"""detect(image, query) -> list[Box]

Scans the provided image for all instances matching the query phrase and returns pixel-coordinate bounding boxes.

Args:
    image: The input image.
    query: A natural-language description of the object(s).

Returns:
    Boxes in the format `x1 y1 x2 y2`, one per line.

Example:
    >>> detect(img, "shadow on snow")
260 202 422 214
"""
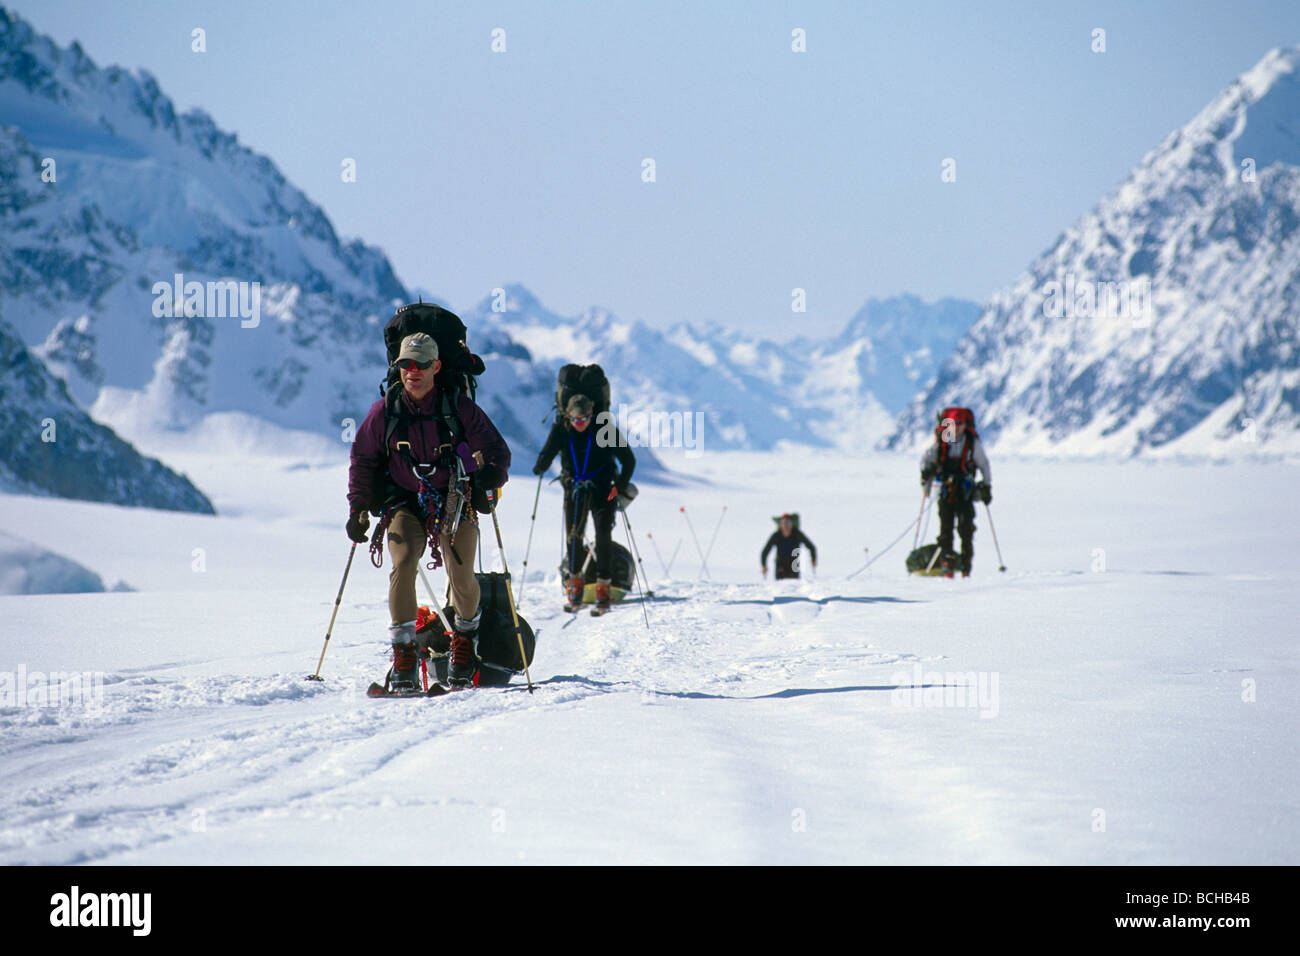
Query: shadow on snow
525 674 958 701
721 594 923 608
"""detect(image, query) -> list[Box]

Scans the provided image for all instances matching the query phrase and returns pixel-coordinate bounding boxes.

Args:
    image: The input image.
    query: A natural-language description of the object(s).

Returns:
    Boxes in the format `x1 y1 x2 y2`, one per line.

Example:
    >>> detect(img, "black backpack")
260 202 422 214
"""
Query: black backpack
580 541 635 590
432 572 536 686
906 543 943 575
555 363 610 422
382 302 485 397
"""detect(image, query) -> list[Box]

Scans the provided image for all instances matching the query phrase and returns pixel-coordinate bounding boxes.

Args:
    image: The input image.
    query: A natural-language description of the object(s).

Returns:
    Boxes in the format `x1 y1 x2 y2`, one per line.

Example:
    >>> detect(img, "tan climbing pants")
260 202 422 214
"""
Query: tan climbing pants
386 507 480 625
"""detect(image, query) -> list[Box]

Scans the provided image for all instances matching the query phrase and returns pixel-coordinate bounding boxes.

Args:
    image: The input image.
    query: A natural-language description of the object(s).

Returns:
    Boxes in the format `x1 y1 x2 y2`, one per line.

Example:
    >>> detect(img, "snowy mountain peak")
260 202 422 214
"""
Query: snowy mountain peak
472 283 571 330
472 284 976 451
889 46 1300 457
0 8 414 446
0 307 214 512
1123 45 1300 201
1238 45 1300 95
1225 46 1300 173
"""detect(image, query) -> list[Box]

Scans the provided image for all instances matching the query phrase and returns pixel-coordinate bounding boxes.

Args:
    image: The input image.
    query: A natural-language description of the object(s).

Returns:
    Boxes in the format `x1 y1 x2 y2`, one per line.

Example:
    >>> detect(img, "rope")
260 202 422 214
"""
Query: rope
369 509 394 568
847 515 921 580
367 473 478 573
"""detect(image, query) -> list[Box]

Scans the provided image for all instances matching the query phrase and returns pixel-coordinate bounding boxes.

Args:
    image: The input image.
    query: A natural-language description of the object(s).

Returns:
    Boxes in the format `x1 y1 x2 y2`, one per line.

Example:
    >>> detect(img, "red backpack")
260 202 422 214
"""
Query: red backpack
933 407 979 474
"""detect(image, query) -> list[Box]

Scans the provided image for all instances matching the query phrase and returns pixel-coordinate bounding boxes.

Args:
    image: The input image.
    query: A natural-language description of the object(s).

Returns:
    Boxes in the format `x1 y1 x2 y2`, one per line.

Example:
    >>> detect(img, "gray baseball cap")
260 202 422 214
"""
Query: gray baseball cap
397 332 438 364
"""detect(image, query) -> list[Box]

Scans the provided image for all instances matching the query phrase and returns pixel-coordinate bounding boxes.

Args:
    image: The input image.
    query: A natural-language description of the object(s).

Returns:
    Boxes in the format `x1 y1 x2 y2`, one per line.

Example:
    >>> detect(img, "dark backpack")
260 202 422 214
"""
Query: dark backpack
906 543 944 575
382 302 485 397
433 572 536 686
579 541 635 590
556 363 611 422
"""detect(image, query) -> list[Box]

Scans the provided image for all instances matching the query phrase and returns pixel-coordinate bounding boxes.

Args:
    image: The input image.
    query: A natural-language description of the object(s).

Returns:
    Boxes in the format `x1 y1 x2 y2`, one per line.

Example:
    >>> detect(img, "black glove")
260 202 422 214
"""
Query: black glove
921 467 936 485
471 465 505 514
975 481 992 505
476 464 506 490
346 509 370 543
532 457 548 476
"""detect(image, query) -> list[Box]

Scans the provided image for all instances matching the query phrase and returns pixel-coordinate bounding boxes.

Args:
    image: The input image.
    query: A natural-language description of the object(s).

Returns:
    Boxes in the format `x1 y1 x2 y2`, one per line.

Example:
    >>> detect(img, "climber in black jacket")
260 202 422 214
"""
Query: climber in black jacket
533 394 636 611
761 513 817 580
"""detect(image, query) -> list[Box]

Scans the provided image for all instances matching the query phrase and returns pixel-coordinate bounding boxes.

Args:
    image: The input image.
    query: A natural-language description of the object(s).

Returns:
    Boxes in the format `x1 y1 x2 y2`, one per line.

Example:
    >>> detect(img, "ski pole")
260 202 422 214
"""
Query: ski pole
924 542 944 574
414 564 459 694
913 489 928 550
666 538 681 576
516 473 544 608
614 493 654 599
983 502 1007 572
486 489 535 693
618 502 653 597
646 532 669 577
416 564 457 637
560 500 569 595
680 506 710 579
307 542 357 681
703 505 727 568
619 505 652 629
848 515 920 579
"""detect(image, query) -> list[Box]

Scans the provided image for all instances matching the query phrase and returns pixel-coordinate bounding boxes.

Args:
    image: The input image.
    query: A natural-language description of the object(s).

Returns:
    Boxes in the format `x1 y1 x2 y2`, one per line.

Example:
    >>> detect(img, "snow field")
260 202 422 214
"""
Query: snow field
0 445 1295 863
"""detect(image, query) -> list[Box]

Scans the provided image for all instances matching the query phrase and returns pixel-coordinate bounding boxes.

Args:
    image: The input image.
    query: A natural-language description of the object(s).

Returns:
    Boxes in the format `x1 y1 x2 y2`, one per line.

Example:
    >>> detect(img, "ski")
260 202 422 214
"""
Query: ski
367 680 458 698
368 681 432 698
367 664 454 697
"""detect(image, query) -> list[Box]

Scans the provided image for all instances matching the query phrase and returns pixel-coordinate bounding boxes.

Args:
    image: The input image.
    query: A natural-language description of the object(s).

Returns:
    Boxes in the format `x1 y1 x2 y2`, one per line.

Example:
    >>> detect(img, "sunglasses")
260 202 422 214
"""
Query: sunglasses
396 358 434 371
569 414 592 426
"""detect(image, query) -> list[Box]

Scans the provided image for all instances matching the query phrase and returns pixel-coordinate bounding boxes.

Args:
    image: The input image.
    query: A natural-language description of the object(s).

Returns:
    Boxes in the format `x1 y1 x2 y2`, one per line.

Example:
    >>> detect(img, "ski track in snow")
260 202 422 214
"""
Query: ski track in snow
0 578 921 864
0 573 908 862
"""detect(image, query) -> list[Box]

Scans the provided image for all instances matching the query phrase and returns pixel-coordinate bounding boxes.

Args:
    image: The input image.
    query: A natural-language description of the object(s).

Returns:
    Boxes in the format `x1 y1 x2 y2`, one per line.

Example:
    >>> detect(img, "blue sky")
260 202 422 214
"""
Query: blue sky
11 0 1300 338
